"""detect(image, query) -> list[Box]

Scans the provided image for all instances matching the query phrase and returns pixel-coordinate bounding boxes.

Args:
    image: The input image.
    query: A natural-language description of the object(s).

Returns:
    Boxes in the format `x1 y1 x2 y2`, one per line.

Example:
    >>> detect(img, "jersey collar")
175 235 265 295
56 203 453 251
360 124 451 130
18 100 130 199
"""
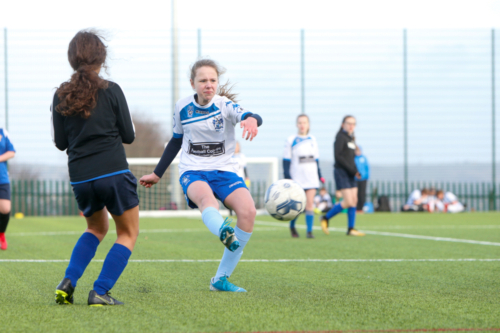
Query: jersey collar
193 94 215 109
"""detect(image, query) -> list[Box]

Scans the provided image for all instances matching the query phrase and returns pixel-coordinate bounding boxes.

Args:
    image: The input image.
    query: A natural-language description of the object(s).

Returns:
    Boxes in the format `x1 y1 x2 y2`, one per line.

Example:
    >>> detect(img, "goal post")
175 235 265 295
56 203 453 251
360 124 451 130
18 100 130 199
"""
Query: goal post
127 157 279 217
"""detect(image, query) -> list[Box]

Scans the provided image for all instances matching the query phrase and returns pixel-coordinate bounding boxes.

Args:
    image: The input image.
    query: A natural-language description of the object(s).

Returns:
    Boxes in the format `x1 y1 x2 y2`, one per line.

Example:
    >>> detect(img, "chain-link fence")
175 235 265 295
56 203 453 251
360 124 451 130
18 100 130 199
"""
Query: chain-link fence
0 28 498 213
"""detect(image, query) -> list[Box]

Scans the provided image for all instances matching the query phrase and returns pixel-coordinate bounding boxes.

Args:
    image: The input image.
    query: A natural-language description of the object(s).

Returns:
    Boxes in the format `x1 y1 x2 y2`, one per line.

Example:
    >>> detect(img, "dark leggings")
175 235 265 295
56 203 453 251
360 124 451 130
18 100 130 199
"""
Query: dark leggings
356 180 367 211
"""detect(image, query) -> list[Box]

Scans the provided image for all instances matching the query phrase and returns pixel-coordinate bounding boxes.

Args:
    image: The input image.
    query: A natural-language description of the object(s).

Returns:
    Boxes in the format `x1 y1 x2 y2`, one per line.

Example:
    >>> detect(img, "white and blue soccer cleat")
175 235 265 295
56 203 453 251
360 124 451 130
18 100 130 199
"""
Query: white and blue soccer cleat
219 218 240 252
210 276 247 292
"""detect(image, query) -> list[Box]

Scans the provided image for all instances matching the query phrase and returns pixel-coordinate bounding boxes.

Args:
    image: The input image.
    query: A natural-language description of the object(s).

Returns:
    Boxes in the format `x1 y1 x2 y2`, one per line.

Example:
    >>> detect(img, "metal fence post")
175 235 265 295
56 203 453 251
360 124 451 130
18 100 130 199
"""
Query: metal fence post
197 28 201 58
403 29 409 199
300 29 305 114
492 29 496 210
3 28 7 132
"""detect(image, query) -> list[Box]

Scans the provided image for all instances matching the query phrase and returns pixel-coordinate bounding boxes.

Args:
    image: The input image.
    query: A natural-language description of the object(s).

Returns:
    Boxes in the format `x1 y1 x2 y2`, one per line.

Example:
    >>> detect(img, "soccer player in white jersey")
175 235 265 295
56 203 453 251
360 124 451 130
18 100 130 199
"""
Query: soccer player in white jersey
140 59 262 292
434 190 465 213
283 114 325 238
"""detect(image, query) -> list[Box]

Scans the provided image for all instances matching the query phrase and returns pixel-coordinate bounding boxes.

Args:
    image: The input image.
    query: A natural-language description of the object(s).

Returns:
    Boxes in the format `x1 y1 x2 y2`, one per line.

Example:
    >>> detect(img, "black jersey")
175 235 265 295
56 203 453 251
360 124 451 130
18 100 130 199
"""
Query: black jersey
334 130 358 176
51 82 135 183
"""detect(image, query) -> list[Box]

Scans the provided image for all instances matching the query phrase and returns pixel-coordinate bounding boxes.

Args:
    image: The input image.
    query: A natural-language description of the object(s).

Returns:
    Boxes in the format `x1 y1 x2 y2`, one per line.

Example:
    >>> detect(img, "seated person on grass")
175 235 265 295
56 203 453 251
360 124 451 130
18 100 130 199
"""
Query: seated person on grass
314 187 333 215
402 188 429 212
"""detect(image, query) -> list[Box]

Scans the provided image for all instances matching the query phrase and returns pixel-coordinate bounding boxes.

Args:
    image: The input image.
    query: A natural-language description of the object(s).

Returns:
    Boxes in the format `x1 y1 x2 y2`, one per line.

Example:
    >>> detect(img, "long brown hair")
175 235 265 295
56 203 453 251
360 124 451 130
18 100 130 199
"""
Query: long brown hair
190 58 238 102
56 30 109 119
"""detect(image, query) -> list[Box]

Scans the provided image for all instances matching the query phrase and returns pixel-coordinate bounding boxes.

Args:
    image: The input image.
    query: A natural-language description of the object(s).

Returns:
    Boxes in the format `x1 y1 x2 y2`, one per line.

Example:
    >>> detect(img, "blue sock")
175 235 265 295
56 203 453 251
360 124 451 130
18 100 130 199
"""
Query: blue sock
215 226 252 280
93 243 132 295
347 207 356 229
305 211 314 232
65 232 100 287
202 207 225 237
290 218 297 228
326 203 343 219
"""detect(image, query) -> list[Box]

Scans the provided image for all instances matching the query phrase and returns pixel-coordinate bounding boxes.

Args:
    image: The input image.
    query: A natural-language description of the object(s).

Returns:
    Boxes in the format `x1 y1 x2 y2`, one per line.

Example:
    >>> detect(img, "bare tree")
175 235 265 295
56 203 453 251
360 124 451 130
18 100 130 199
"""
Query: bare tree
124 113 168 157
9 164 42 180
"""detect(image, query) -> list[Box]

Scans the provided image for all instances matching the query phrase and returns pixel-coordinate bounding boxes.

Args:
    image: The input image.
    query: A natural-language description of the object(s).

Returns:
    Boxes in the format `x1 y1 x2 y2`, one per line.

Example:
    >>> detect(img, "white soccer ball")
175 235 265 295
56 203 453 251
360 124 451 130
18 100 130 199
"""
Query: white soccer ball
264 179 307 221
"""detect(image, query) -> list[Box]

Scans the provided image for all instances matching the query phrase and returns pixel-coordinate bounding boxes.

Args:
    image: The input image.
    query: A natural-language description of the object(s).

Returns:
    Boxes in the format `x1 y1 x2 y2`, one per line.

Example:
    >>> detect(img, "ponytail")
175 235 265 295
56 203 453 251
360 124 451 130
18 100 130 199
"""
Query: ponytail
56 30 108 119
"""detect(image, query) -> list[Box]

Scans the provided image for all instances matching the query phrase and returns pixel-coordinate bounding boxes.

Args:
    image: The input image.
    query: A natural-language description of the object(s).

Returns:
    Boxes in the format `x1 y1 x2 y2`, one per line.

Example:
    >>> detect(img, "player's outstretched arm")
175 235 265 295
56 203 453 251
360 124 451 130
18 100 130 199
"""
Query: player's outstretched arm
139 136 182 188
139 172 160 188
240 114 262 141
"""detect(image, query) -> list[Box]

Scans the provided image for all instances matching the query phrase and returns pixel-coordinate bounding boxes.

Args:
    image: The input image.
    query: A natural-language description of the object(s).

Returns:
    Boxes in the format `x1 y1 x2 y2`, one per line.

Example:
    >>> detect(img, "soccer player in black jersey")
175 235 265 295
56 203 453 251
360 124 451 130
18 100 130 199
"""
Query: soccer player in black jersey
52 30 139 306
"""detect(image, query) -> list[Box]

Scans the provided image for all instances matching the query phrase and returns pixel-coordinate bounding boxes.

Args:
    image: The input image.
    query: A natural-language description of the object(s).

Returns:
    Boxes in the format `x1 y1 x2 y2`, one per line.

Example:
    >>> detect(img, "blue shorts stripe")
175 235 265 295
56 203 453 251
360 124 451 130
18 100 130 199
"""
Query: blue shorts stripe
70 170 131 185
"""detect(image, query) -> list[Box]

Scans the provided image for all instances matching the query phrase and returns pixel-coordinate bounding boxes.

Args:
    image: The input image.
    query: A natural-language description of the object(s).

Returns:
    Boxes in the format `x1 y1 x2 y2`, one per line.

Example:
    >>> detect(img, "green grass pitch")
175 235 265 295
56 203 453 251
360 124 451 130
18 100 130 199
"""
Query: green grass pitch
0 212 499 332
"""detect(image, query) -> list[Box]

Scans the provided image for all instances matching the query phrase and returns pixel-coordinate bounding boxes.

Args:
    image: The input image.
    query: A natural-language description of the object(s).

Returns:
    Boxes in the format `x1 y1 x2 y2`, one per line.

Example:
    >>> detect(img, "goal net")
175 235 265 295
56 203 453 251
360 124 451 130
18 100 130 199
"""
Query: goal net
127 157 279 217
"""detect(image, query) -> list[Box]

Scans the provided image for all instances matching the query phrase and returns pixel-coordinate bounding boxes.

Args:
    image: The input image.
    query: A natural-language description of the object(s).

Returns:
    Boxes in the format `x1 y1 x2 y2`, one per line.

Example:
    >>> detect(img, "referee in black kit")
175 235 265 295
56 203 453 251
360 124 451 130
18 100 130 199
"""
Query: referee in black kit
320 115 365 236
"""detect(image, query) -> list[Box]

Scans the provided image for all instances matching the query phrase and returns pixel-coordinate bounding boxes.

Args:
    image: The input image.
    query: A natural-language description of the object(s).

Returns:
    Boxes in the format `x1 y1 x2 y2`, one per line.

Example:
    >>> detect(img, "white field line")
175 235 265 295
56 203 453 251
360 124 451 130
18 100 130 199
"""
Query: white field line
1 258 499 263
253 220 500 247
7 227 280 237
353 225 500 230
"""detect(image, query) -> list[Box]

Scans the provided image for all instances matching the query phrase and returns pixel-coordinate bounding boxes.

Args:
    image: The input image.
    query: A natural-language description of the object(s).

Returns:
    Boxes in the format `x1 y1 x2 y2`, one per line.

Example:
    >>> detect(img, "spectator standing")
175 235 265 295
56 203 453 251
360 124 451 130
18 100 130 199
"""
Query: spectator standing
354 145 369 212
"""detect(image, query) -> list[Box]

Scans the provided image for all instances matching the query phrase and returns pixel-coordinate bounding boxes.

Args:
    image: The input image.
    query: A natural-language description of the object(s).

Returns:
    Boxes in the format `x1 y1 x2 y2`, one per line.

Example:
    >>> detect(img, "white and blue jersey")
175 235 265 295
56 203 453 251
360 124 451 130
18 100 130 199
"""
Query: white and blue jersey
0 129 15 185
283 134 320 190
173 94 251 177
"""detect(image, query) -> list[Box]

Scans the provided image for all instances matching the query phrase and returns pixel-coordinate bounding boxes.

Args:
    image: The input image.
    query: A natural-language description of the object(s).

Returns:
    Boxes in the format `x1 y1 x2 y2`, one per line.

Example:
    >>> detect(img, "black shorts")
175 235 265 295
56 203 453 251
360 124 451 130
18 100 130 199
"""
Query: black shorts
0 183 10 200
334 167 357 190
72 172 139 217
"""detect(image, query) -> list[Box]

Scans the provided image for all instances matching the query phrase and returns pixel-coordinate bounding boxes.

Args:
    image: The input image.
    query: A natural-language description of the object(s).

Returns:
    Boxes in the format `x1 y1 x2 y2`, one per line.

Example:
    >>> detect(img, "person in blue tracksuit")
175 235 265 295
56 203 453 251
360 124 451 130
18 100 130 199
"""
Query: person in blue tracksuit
355 145 370 212
0 129 16 250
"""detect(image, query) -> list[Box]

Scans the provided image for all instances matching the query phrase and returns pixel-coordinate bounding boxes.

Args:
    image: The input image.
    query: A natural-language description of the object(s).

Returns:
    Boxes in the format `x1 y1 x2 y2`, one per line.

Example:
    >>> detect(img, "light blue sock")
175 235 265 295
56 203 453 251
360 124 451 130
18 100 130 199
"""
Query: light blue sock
215 226 252 280
326 203 343 219
290 218 297 228
65 232 100 287
305 211 314 232
347 207 356 229
201 207 225 237
93 243 131 295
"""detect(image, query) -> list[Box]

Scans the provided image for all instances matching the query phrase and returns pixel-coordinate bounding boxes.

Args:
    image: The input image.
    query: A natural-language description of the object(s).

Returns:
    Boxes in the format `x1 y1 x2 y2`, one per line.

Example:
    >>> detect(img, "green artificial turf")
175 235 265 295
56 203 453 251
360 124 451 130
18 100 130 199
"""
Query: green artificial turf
0 212 499 332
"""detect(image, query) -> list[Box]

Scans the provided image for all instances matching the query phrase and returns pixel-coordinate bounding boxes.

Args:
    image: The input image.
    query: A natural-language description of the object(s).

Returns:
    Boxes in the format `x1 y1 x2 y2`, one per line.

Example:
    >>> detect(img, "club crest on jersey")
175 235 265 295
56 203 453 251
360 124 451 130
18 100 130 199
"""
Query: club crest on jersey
187 106 194 118
213 115 224 132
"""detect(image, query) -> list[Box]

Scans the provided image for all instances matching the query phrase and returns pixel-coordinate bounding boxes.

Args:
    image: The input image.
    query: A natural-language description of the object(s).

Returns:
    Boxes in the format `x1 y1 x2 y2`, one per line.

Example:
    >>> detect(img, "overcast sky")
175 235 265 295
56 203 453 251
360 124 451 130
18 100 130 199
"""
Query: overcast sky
2 0 500 30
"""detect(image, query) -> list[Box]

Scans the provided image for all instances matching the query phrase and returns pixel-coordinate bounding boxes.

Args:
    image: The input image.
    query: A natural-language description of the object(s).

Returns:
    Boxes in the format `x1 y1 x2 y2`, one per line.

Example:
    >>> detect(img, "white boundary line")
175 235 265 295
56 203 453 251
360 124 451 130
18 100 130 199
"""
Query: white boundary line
7 227 280 237
352 225 500 230
6 220 500 246
253 220 500 247
1 259 499 263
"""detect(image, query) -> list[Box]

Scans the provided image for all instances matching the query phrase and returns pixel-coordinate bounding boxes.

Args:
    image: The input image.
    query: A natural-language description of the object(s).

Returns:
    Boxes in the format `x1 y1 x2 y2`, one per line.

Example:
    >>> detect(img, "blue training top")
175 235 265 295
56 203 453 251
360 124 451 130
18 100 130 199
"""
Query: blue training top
0 129 15 184
354 154 370 181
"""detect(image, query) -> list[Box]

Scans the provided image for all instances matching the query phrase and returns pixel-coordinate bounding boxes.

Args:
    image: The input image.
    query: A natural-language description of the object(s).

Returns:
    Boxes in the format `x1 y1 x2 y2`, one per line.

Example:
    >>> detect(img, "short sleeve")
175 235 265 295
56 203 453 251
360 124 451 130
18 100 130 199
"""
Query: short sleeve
222 98 251 126
283 137 292 160
172 103 183 138
3 130 15 152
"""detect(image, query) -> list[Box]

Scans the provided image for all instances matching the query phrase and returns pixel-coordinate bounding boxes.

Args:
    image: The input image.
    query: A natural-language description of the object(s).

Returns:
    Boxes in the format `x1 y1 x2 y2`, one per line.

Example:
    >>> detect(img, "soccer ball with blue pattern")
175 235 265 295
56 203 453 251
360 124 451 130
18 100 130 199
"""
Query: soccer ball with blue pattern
264 179 306 221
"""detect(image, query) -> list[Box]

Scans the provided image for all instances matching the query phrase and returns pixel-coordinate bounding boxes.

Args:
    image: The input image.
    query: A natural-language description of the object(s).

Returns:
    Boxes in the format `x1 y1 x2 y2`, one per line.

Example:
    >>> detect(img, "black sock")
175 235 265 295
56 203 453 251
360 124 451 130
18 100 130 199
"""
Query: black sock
0 213 10 233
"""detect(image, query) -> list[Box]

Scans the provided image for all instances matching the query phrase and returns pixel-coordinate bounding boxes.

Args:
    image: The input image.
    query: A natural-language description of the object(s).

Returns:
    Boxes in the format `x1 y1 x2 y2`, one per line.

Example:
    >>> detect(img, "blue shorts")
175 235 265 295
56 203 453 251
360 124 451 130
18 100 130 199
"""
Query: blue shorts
0 183 10 200
72 172 139 217
180 170 248 209
334 167 357 190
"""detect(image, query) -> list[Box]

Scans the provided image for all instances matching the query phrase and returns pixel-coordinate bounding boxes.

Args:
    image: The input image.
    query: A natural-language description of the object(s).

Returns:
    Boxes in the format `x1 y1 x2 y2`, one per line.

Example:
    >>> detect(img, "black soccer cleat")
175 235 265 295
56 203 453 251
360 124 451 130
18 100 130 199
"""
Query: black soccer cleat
88 290 124 306
55 278 75 305
290 227 299 238
306 231 315 239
